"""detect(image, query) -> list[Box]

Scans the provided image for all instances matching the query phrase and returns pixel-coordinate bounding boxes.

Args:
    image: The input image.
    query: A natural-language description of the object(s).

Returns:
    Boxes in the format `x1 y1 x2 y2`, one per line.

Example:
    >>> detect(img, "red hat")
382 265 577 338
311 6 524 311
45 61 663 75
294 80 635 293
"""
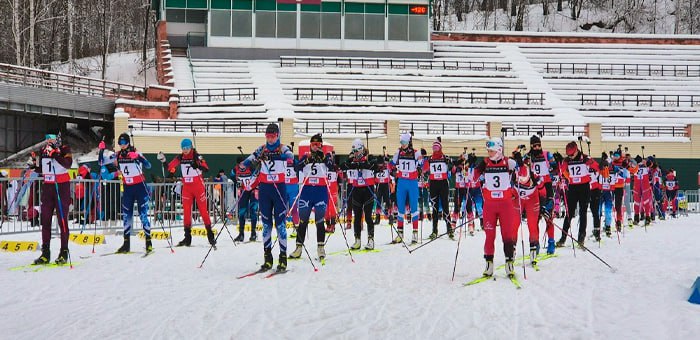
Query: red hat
666 172 675 181
565 142 578 156
432 141 442 151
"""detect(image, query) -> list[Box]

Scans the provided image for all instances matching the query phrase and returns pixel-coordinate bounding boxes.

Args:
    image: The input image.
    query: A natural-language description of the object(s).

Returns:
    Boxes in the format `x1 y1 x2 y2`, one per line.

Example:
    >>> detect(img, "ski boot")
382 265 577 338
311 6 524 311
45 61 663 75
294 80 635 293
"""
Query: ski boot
373 212 381 225
249 232 257 242
206 227 216 246
616 220 623 232
116 237 130 253
289 243 303 259
483 260 494 277
555 235 567 248
145 237 153 253
644 216 651 226
233 233 244 242
429 231 438 240
391 230 403 244
177 228 192 247
592 228 601 242
55 248 69 265
546 238 556 255
577 236 586 250
412 230 419 244
530 245 539 265
448 227 455 240
605 226 612 238
351 236 361 250
427 213 432 221
505 260 515 278
365 237 375 250
317 243 326 261
260 248 273 271
277 253 287 272
633 214 640 226
627 218 633 228
33 244 51 265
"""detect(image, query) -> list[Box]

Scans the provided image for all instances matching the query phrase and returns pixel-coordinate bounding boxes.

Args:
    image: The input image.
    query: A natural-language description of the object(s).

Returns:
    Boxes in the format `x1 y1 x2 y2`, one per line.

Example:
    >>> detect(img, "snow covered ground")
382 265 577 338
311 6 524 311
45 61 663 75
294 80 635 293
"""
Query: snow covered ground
1 214 699 339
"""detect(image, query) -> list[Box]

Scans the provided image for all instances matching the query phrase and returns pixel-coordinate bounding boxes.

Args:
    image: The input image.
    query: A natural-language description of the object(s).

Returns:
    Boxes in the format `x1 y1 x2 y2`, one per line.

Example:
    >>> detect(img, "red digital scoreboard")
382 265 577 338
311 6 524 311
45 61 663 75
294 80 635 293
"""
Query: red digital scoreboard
409 5 428 15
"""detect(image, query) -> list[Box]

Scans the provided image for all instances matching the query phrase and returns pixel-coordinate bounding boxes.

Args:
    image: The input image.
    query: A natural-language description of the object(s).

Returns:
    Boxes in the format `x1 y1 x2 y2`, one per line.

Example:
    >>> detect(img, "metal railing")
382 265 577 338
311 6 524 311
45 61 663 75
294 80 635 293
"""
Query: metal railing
545 62 700 77
0 63 145 99
601 125 689 138
681 190 699 214
179 87 258 103
501 123 587 137
280 56 512 72
294 88 544 106
580 93 700 107
0 177 237 236
129 119 271 133
400 121 488 136
293 120 386 134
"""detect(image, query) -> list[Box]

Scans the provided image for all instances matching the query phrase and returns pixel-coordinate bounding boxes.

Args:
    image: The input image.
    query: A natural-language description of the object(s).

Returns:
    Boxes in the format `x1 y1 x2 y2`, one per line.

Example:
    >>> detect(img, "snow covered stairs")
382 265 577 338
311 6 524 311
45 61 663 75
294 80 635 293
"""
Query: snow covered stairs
249 61 294 117
497 44 580 121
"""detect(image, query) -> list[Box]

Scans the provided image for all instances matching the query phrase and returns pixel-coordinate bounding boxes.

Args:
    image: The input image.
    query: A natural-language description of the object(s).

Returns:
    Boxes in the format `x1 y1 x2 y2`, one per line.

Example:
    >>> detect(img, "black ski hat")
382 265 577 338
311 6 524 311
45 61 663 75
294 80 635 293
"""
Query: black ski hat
310 133 323 143
634 155 643 163
265 123 280 135
118 133 130 145
530 135 541 146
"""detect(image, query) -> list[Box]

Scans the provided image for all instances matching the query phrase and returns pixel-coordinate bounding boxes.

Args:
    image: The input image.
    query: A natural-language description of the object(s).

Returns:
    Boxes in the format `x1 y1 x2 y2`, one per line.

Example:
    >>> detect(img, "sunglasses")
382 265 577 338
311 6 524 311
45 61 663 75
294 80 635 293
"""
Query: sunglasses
118 140 129 146
310 142 322 148
265 133 278 139
486 141 498 149
45 134 57 140
532 144 542 148
182 146 192 151
400 140 409 145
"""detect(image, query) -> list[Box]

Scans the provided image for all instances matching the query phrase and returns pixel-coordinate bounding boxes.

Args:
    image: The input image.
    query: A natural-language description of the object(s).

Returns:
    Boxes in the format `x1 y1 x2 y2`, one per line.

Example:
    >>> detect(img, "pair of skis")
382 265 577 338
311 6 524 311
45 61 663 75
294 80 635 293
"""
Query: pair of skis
236 267 289 279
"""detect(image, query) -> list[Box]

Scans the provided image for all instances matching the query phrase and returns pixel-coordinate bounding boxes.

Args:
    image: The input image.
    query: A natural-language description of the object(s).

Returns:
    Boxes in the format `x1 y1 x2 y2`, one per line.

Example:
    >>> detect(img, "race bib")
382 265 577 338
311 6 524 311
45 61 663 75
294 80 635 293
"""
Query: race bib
484 172 510 192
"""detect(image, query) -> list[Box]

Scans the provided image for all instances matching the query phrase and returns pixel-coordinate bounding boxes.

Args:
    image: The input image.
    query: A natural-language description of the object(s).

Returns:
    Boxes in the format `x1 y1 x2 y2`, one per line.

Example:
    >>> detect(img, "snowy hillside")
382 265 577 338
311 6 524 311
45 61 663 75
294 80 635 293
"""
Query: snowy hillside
1 215 698 338
48 50 156 86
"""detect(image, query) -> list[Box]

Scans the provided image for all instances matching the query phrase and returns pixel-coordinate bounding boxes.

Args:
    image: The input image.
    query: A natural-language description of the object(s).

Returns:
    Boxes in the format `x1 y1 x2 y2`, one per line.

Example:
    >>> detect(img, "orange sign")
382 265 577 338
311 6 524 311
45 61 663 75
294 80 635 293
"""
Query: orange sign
410 5 428 15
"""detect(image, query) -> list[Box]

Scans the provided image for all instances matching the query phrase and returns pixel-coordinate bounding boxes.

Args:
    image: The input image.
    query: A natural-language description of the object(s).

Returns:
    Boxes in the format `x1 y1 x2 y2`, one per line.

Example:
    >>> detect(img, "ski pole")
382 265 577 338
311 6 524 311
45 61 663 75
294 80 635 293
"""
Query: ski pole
324 176 355 263
450 192 468 281
408 214 479 253
51 164 73 269
551 220 617 273
198 191 246 268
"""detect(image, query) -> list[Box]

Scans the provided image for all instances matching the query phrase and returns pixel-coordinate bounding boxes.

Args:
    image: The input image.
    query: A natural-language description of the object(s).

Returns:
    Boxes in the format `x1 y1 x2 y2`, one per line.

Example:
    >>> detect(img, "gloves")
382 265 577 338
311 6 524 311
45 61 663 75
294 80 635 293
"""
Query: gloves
540 198 553 220
513 152 523 167
191 161 200 170
157 151 166 163
553 152 564 163
26 157 35 167
98 141 106 150
128 151 139 160
467 153 477 165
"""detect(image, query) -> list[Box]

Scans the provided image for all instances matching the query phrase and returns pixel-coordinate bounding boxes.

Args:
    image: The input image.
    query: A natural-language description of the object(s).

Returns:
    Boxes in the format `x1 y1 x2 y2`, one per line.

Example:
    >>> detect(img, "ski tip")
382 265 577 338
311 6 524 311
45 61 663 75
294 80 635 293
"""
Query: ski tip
314 268 319 272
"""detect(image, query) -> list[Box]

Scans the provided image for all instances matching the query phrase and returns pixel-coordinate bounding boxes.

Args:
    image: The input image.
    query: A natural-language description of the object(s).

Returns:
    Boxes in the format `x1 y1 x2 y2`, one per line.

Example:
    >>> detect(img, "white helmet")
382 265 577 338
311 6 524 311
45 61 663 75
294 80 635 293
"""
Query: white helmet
486 138 503 153
351 138 364 152
486 138 503 160
399 133 411 145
